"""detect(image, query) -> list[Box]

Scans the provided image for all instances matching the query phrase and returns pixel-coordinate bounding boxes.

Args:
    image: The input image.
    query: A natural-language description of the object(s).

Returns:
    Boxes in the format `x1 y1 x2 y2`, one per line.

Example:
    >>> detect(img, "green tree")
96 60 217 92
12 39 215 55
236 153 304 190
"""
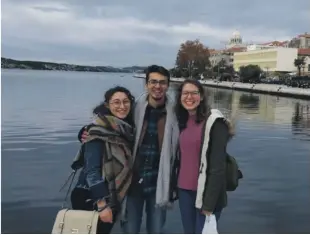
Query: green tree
239 64 262 83
213 58 225 74
169 67 182 78
224 65 235 74
181 69 190 78
212 59 234 77
294 57 306 76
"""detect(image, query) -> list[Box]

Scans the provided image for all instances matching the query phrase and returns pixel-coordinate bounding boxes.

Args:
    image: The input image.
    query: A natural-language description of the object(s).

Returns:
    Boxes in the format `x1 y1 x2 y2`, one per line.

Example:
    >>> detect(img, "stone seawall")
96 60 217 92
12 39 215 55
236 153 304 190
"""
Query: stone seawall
170 78 310 100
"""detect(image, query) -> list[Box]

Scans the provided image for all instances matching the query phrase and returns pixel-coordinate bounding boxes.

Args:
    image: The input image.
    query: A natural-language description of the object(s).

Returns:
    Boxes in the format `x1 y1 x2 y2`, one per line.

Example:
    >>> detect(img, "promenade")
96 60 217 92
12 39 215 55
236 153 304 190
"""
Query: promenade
170 77 310 100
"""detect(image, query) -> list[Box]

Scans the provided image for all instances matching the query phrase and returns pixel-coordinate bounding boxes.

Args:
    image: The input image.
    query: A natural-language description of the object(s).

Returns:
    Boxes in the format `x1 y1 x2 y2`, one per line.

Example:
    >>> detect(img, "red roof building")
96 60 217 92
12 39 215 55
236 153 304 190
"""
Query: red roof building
298 48 310 56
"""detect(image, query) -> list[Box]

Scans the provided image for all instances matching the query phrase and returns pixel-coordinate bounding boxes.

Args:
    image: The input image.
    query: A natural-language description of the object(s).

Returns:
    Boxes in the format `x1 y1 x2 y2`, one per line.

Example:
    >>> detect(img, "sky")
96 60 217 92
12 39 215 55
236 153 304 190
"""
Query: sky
2 0 310 67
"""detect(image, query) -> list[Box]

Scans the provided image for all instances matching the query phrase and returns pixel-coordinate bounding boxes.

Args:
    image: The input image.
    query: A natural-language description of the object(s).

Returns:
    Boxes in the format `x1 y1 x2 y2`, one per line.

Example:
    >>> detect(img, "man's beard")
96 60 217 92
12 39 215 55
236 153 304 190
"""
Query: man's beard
150 93 165 101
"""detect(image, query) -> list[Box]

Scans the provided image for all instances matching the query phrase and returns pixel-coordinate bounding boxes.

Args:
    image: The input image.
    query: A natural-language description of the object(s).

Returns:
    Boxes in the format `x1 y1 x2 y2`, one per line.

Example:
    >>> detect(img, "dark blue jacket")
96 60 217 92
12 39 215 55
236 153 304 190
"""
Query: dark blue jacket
74 140 110 202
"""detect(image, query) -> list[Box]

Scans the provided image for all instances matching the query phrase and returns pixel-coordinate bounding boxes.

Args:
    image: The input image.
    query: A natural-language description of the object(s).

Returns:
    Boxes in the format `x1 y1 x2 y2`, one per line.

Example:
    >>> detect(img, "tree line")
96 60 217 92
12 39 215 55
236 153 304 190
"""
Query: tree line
169 39 257 81
170 39 309 82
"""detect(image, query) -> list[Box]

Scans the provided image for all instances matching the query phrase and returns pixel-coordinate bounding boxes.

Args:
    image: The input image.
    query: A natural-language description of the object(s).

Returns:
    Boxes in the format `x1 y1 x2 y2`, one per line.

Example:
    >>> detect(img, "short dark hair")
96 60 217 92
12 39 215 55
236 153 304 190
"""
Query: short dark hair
145 65 170 85
175 79 211 131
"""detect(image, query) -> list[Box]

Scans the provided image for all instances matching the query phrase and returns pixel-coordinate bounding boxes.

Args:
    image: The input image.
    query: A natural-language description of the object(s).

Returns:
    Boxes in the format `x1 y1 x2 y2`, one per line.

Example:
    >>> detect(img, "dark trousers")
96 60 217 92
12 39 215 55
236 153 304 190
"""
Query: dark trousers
120 192 166 234
178 188 222 234
71 187 116 234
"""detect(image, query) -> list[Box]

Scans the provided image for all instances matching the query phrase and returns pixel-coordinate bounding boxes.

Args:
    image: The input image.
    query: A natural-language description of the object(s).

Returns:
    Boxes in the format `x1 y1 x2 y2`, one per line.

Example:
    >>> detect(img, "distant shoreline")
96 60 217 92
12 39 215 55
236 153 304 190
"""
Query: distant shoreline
1 57 146 73
1 68 135 74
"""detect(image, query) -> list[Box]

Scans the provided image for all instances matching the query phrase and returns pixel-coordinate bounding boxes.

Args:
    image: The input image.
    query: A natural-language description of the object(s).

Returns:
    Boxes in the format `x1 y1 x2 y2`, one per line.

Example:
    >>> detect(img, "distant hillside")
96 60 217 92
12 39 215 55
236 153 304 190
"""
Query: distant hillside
1 57 146 73
122 66 147 73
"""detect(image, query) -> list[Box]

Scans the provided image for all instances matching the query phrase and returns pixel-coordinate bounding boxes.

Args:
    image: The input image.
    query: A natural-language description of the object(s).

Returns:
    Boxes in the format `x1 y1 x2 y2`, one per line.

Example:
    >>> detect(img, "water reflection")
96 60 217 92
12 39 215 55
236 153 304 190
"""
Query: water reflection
292 102 310 139
203 86 310 142
238 94 260 111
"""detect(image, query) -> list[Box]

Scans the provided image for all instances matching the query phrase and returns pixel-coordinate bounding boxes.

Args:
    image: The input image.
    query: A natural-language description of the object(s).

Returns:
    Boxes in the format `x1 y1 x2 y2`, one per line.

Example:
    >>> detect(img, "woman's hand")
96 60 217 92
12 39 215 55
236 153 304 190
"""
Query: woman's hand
97 200 113 223
202 210 212 216
99 207 113 223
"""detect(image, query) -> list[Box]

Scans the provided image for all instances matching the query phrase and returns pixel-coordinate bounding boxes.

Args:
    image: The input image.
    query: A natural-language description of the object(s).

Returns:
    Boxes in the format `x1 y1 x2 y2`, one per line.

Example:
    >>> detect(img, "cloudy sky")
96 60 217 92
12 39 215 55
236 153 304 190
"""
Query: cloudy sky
2 0 309 67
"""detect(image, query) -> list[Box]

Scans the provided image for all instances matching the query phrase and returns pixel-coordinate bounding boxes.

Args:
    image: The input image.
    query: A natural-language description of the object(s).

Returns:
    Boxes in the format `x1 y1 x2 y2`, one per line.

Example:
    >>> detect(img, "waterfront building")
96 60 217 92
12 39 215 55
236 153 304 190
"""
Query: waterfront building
210 30 246 67
233 47 298 72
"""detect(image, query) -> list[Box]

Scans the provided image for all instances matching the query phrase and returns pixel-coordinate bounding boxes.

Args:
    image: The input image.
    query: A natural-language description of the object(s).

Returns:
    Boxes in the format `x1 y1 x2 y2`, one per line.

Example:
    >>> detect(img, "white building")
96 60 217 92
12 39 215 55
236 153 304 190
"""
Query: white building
233 47 298 72
247 44 271 51
210 30 246 67
247 41 289 51
225 30 247 49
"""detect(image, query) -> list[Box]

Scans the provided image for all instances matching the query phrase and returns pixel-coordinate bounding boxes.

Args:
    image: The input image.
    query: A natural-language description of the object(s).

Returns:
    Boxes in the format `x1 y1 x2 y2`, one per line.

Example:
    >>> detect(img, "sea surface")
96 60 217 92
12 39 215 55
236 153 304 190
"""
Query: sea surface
1 69 310 234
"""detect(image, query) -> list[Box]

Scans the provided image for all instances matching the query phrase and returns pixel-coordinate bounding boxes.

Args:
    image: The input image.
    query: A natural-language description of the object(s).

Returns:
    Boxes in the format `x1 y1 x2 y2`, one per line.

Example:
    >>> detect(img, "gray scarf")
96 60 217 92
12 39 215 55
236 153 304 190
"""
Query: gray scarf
132 93 180 206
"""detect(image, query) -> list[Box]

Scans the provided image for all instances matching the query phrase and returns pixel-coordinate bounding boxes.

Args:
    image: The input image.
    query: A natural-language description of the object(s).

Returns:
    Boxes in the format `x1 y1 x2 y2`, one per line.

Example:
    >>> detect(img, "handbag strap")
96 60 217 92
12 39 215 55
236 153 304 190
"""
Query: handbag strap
59 170 77 208
59 208 69 233
87 210 99 234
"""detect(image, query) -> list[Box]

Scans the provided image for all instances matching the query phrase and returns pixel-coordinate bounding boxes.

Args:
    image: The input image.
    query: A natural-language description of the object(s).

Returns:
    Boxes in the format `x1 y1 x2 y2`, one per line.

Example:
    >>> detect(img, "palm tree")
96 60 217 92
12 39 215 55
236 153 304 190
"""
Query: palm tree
294 57 306 76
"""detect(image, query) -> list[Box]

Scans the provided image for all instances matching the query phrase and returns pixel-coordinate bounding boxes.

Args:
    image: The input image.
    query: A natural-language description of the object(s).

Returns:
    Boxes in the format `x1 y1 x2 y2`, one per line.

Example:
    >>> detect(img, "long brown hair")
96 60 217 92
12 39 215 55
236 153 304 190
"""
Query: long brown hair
175 79 211 131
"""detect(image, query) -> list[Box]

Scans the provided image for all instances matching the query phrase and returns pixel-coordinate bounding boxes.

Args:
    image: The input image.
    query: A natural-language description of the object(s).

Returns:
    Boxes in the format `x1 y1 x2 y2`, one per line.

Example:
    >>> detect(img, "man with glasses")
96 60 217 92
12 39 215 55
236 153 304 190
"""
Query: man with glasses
121 65 179 234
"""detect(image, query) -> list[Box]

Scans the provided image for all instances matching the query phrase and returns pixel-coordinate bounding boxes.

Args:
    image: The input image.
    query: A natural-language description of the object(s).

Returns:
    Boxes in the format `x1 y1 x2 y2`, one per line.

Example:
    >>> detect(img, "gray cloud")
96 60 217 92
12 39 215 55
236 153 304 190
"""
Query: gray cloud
2 0 309 67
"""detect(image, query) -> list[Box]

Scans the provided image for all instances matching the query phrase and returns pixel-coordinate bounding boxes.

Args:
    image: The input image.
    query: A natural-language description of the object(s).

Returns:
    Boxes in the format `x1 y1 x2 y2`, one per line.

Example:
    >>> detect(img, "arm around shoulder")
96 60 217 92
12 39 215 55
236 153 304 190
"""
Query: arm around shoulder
77 125 87 142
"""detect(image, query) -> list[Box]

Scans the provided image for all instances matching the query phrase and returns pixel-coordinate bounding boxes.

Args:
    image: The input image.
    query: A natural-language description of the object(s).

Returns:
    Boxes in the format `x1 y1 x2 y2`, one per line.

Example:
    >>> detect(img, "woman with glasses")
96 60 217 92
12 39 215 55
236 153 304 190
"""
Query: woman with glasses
171 79 233 234
70 86 135 234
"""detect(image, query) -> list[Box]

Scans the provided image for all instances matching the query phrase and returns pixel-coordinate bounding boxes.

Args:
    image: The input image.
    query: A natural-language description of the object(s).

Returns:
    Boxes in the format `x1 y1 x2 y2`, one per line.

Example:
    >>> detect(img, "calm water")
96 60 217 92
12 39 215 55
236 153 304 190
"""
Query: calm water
1 70 310 234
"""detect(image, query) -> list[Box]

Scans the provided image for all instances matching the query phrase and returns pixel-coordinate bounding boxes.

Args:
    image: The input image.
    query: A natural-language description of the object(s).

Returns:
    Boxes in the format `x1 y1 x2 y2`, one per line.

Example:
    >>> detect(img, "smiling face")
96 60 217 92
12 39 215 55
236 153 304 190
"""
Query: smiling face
180 83 202 113
108 92 131 119
146 72 169 103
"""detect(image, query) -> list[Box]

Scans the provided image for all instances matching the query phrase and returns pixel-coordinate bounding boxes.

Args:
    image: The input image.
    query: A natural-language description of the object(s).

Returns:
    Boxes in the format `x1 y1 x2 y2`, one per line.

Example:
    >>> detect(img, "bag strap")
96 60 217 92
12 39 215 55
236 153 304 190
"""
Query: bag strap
58 208 69 233
87 210 99 233
59 170 77 208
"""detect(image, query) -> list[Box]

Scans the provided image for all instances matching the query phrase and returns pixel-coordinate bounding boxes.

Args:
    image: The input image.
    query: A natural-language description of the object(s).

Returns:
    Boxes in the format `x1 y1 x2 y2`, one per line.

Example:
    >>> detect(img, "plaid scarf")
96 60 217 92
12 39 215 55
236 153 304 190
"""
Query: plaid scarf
93 114 135 145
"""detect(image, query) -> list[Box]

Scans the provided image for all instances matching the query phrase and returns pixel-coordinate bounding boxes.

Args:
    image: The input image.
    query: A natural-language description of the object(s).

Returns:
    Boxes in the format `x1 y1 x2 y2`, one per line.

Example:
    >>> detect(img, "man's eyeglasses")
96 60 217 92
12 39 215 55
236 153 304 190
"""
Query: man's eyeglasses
148 79 168 86
109 99 131 107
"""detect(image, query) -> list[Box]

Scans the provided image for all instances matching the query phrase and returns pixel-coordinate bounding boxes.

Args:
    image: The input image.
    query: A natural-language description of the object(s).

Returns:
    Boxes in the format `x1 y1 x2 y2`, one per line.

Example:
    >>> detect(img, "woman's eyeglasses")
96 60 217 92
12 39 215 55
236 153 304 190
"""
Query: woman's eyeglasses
181 91 200 97
109 99 131 107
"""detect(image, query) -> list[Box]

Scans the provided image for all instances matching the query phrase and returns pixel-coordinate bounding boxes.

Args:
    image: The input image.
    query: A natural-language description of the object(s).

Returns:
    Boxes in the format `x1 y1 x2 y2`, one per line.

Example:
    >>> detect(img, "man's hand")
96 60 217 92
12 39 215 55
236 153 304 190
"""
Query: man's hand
81 129 89 143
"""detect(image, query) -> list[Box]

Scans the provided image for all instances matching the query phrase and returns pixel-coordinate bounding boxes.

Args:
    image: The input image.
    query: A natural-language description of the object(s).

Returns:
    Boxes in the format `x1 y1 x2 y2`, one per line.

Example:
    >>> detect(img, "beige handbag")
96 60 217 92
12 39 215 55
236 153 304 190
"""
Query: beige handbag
52 209 99 234
51 171 100 234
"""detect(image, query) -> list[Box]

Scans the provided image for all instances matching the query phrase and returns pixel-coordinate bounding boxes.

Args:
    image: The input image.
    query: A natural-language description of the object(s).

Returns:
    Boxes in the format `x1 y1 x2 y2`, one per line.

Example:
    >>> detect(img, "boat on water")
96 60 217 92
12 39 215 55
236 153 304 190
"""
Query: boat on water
133 73 145 78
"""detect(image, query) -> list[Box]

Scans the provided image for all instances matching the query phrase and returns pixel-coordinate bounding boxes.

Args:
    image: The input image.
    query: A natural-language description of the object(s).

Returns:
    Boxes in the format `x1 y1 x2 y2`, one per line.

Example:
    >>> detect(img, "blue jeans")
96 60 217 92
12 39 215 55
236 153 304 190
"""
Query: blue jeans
178 188 222 234
121 193 166 234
